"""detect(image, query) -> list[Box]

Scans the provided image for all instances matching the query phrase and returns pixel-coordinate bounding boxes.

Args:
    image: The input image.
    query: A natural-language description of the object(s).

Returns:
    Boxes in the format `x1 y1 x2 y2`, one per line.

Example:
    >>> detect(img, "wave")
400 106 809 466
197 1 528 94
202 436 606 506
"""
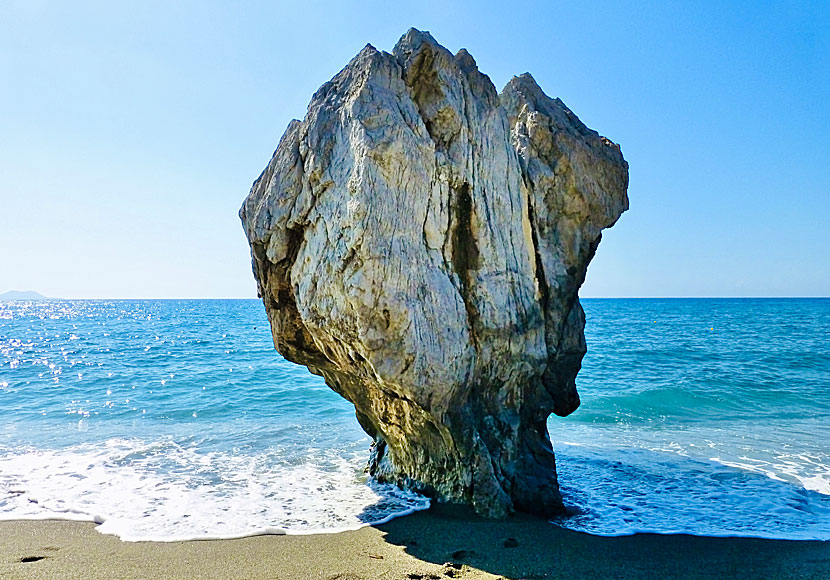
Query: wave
552 443 830 541
0 438 429 542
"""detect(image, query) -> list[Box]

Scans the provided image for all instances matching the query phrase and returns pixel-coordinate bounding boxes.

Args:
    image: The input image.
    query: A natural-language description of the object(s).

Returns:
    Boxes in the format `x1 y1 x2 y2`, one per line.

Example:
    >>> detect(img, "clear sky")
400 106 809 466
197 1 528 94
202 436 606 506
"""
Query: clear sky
1 1 828 298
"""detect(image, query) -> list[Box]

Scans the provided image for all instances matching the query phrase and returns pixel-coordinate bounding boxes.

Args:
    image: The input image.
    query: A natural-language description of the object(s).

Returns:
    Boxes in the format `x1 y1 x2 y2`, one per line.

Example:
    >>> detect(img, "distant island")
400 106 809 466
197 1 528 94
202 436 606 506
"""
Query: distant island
0 290 51 301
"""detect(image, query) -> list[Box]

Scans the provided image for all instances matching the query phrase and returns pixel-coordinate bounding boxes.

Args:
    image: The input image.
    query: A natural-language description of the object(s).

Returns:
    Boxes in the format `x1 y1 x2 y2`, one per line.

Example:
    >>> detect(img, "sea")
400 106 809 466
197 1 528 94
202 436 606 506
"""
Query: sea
0 298 827 542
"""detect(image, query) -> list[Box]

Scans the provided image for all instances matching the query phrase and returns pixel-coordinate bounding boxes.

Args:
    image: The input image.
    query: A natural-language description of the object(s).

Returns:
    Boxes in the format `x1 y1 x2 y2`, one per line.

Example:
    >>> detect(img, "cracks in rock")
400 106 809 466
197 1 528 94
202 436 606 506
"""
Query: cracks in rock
524 195 550 331
402 42 466 159
400 42 491 361
243 30 628 521
421 197 432 251
450 183 480 348
405 46 443 146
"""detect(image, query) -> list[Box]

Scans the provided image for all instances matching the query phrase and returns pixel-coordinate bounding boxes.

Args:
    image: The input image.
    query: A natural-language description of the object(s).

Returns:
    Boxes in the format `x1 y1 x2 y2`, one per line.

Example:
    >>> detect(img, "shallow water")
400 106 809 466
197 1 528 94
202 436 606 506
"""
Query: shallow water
551 298 830 540
0 298 827 540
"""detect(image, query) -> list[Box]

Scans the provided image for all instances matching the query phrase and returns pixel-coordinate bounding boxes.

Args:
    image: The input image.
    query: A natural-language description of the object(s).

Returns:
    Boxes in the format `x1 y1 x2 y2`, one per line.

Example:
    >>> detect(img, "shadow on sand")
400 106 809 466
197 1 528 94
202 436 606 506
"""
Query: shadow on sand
374 503 830 580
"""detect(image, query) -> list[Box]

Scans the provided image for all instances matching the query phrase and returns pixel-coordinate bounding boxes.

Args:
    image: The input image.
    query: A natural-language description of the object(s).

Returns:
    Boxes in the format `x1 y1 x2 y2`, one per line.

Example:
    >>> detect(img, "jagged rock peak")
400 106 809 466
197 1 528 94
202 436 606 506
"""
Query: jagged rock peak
393 27 442 54
240 28 628 518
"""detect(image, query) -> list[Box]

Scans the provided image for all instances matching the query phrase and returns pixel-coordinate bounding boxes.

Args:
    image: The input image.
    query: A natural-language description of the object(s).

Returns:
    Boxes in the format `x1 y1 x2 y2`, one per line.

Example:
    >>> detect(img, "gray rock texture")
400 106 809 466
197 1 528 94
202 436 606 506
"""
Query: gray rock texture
240 29 628 518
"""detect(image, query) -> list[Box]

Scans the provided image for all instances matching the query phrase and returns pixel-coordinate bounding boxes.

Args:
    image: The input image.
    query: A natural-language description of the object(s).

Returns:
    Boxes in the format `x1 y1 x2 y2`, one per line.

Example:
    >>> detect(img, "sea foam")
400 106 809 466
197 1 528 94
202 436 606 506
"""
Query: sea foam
0 438 429 542
551 443 830 541
1 298 828 541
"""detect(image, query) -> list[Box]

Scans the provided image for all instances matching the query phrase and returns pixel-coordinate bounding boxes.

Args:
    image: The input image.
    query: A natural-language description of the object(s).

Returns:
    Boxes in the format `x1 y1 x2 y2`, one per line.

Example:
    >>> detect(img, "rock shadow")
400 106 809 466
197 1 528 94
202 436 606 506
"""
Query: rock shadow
372 503 830 580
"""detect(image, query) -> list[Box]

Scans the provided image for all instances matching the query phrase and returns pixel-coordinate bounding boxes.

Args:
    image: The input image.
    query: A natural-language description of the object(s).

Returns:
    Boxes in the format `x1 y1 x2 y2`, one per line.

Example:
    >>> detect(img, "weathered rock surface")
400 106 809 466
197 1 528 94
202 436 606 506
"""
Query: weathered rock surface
240 29 628 518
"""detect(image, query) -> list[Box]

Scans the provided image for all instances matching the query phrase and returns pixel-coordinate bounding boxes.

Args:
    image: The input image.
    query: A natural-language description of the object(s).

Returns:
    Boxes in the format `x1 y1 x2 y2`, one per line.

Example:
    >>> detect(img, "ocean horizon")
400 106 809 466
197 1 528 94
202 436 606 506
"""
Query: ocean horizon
1 298 827 542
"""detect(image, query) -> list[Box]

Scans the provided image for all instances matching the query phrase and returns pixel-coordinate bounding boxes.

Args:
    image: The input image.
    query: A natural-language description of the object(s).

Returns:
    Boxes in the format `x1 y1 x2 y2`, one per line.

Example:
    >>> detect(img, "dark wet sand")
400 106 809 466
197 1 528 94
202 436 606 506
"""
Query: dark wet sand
1 505 828 579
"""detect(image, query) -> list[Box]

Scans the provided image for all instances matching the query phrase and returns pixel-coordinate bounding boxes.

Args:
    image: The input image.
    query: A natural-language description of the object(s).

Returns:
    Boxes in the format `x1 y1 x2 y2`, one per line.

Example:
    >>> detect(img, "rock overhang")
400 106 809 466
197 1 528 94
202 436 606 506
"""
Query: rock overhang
240 28 628 518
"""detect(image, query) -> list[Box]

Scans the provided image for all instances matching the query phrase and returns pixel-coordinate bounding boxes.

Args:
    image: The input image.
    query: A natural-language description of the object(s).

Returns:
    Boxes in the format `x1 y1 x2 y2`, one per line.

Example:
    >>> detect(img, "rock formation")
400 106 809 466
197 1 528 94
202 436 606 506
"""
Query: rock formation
240 29 628 518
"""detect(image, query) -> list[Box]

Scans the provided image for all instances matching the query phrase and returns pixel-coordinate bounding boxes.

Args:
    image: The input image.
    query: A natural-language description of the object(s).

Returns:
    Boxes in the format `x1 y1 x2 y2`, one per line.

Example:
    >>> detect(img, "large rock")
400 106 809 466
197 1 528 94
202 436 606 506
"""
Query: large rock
240 29 628 517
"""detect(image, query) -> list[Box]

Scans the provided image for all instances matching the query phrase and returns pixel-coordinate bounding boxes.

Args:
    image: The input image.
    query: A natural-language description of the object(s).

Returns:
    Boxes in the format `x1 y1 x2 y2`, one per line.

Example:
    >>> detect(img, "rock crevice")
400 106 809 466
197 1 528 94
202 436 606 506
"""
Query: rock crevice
240 28 628 518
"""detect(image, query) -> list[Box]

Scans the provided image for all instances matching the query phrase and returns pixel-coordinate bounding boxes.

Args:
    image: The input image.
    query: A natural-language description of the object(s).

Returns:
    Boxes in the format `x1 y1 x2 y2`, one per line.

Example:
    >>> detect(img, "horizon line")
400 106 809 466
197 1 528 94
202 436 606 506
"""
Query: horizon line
2 295 828 301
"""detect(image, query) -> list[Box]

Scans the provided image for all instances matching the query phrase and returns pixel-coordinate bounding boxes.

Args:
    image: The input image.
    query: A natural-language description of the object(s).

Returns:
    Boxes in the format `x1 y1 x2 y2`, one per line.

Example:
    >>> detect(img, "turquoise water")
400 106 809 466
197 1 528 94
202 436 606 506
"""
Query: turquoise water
552 298 829 539
0 299 827 540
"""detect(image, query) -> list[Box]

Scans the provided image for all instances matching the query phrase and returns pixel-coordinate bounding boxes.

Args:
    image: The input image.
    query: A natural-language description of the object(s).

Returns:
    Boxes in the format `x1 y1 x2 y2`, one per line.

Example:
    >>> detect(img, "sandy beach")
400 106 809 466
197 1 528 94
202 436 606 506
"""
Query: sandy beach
1 505 828 580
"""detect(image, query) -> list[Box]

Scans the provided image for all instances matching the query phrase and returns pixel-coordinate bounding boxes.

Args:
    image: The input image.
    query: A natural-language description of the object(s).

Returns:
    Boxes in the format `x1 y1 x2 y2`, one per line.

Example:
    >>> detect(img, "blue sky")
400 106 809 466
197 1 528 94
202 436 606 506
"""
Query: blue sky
1 1 828 298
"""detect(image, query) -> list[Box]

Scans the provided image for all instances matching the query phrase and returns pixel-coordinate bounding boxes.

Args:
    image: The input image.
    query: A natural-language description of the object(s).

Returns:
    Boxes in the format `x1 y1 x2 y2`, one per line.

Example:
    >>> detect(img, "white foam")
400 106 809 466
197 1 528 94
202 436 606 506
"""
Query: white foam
2 429 826 542
552 442 830 541
0 438 429 542
800 473 830 496
710 454 830 496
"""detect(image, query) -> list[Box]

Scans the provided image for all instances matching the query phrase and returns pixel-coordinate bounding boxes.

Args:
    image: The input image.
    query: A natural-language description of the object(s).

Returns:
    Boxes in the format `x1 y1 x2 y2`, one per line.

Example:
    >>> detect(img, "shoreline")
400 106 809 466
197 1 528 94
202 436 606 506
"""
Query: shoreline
2 505 828 579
